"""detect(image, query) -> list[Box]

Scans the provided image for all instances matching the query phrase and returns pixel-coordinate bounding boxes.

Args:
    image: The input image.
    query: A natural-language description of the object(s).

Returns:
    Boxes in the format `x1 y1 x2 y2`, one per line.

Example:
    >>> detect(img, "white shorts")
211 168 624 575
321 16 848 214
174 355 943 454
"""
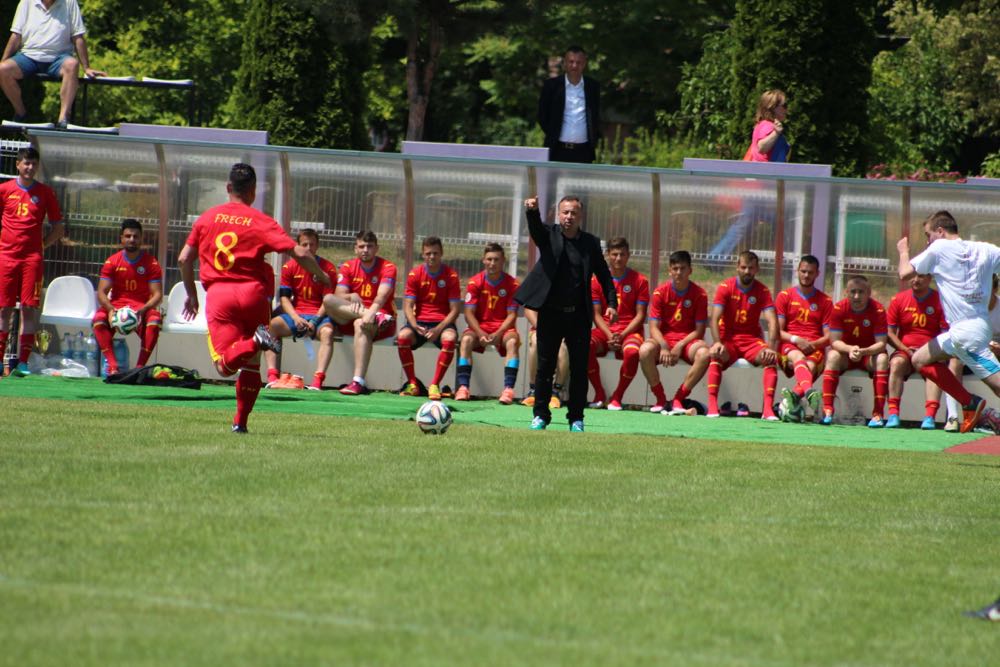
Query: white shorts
937 318 1000 379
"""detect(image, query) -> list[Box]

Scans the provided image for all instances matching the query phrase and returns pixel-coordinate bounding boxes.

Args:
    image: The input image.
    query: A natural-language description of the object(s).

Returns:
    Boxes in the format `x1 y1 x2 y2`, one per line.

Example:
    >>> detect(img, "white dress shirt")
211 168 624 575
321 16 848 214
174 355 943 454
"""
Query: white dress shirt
559 76 588 144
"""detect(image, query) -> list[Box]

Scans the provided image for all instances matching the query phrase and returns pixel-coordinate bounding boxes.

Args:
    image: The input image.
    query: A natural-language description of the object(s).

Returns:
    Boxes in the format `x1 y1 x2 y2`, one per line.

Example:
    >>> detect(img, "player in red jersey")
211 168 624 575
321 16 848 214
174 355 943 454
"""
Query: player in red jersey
885 273 949 429
707 251 780 419
178 163 331 434
331 230 397 396
587 237 649 410
638 250 710 414
92 219 163 374
773 255 832 419
454 243 521 403
397 236 462 400
821 275 889 427
263 229 340 390
0 146 63 376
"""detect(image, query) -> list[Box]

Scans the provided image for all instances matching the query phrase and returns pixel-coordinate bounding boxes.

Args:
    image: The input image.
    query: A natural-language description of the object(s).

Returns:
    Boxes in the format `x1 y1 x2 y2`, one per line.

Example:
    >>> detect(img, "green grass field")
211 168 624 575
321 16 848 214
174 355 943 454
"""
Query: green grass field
2 391 999 666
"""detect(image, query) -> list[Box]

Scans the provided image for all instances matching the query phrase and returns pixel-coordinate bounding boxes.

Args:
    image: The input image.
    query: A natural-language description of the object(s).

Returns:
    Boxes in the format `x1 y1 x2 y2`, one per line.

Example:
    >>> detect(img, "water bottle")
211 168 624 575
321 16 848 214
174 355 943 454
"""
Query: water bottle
102 338 130 376
74 331 86 365
84 333 99 377
63 332 75 361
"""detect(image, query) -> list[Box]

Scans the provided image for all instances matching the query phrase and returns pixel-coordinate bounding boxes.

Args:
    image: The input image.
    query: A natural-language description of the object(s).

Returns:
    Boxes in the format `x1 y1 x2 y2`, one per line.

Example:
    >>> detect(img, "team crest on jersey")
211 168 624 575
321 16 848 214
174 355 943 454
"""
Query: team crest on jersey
437 279 446 288
683 299 691 308
623 285 632 293
863 319 871 327
499 289 507 297
137 266 146 275
30 195 39 205
927 306 935 315
748 296 757 305
810 303 818 311
464 292 473 303
371 276 378 284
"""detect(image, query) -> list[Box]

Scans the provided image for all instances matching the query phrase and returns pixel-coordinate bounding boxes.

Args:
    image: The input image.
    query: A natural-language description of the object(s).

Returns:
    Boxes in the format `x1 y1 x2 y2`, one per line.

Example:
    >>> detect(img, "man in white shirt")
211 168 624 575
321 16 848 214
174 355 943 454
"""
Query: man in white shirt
897 209 1000 432
0 0 105 127
537 46 601 164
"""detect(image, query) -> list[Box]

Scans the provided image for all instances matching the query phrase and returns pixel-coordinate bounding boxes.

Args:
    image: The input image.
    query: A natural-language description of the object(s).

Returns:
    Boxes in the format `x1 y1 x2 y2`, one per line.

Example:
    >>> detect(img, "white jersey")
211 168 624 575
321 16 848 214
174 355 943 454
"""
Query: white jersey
910 238 1000 324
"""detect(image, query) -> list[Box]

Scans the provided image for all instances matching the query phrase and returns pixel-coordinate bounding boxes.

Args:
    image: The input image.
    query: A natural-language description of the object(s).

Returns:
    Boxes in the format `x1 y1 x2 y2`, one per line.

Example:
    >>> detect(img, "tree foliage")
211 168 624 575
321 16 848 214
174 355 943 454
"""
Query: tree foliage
679 0 877 175
226 0 367 149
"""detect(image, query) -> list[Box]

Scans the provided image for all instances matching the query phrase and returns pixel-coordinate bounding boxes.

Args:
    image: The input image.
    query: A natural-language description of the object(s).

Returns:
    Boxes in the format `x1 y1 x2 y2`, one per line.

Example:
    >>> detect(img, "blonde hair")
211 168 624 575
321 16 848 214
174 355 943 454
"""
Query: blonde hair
755 89 787 122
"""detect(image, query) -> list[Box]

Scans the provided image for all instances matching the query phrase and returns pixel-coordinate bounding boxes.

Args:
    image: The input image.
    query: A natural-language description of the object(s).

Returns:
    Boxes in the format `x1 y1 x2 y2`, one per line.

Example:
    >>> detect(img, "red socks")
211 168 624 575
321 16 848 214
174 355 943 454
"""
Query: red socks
137 324 160 367
431 339 456 386
234 367 262 429
707 360 722 413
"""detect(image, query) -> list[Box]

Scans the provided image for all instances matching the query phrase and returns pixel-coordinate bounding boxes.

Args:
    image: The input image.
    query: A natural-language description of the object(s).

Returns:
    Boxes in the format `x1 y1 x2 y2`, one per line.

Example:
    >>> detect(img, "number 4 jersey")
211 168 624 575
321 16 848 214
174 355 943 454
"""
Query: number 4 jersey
186 201 295 291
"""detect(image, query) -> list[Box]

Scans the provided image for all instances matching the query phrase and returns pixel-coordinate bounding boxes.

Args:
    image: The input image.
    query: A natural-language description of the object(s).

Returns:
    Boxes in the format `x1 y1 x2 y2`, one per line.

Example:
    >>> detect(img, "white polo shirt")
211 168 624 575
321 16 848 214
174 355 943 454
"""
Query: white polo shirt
11 0 86 62
559 76 588 144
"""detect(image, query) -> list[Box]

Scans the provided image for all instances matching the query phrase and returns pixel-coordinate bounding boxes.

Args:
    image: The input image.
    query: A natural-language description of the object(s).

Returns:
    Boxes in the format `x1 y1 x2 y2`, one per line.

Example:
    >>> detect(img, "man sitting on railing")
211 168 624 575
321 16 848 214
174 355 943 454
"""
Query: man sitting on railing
0 0 105 128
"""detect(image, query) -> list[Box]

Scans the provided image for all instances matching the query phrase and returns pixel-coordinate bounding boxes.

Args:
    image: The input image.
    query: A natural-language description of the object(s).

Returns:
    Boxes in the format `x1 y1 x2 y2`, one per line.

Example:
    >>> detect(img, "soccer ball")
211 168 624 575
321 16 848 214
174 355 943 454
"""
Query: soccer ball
778 396 806 423
111 306 140 334
416 400 453 435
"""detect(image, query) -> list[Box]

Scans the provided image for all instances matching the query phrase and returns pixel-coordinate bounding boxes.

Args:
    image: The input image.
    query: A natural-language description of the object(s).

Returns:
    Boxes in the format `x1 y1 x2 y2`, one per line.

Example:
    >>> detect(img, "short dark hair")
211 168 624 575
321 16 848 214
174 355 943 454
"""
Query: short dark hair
607 236 629 252
668 250 692 267
738 250 759 266
297 228 319 244
926 210 959 234
565 45 587 58
228 163 256 196
846 274 869 286
355 230 378 244
120 218 142 234
422 236 443 251
558 195 582 208
799 254 820 269
483 242 505 256
16 146 39 162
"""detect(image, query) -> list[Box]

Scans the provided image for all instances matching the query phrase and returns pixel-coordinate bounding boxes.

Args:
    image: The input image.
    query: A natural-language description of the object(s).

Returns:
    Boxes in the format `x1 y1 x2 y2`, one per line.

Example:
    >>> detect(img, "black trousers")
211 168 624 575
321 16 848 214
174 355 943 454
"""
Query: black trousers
548 142 594 164
533 306 591 424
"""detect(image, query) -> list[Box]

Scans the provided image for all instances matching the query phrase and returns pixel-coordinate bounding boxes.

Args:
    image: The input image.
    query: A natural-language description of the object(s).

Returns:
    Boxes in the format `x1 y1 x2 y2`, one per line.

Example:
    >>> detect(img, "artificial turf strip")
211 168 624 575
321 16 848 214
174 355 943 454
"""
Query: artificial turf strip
0 374 986 452
1 397 998 667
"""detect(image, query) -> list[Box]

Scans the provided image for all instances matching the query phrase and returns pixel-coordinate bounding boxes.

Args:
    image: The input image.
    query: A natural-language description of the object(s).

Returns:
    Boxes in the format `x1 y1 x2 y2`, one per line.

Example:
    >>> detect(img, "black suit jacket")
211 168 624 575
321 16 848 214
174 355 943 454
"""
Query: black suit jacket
515 207 616 312
537 75 601 153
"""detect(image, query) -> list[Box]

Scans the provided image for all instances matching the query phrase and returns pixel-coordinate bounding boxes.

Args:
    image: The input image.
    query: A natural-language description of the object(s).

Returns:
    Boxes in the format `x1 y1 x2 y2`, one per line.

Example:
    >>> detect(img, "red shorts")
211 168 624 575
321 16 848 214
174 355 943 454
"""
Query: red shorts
337 311 396 341
93 305 162 335
592 327 643 359
663 332 705 365
205 282 271 363
844 357 876 375
0 252 43 307
779 341 824 375
720 334 769 369
463 326 520 354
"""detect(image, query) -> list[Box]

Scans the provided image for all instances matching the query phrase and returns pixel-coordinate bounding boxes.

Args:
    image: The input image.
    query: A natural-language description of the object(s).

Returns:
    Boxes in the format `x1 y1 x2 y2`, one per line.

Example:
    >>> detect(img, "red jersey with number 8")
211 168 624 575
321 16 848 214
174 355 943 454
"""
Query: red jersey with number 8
185 202 295 290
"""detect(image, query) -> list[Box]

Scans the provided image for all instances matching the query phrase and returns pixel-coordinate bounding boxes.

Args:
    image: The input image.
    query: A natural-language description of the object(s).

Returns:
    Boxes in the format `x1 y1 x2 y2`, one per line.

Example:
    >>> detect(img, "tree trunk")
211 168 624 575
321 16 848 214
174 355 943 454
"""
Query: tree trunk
404 8 443 141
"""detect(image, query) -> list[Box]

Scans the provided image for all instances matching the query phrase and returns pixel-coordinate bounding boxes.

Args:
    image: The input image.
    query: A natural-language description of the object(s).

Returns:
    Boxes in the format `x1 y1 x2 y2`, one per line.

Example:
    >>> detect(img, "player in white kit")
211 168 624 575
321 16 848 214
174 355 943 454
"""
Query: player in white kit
897 210 1000 433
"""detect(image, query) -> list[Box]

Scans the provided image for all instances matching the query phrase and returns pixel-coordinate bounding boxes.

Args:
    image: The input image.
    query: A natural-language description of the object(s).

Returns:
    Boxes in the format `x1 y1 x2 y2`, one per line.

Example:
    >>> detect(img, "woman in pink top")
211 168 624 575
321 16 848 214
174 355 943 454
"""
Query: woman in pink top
744 89 789 162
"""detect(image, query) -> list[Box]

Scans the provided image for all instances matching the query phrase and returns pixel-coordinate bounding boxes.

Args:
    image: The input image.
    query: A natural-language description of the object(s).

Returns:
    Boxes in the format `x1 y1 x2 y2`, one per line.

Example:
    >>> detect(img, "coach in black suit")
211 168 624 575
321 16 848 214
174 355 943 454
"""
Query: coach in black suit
515 195 617 432
537 46 601 164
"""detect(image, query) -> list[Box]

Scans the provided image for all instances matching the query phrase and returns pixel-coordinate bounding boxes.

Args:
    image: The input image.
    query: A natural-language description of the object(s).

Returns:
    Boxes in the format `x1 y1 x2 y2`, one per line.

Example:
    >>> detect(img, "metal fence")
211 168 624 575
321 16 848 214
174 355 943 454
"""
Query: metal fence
16 130 1000 309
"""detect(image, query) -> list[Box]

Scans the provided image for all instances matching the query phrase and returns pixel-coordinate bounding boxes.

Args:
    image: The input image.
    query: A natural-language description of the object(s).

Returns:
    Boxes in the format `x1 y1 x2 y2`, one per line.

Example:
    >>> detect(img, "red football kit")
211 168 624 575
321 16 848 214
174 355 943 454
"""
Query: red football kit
591 269 649 334
185 202 295 360
405 263 461 323
93 250 164 330
649 279 708 354
464 270 520 352
465 270 519 331
713 277 774 367
829 297 888 372
0 178 62 307
775 285 833 364
280 255 337 316
337 256 397 317
887 289 947 350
